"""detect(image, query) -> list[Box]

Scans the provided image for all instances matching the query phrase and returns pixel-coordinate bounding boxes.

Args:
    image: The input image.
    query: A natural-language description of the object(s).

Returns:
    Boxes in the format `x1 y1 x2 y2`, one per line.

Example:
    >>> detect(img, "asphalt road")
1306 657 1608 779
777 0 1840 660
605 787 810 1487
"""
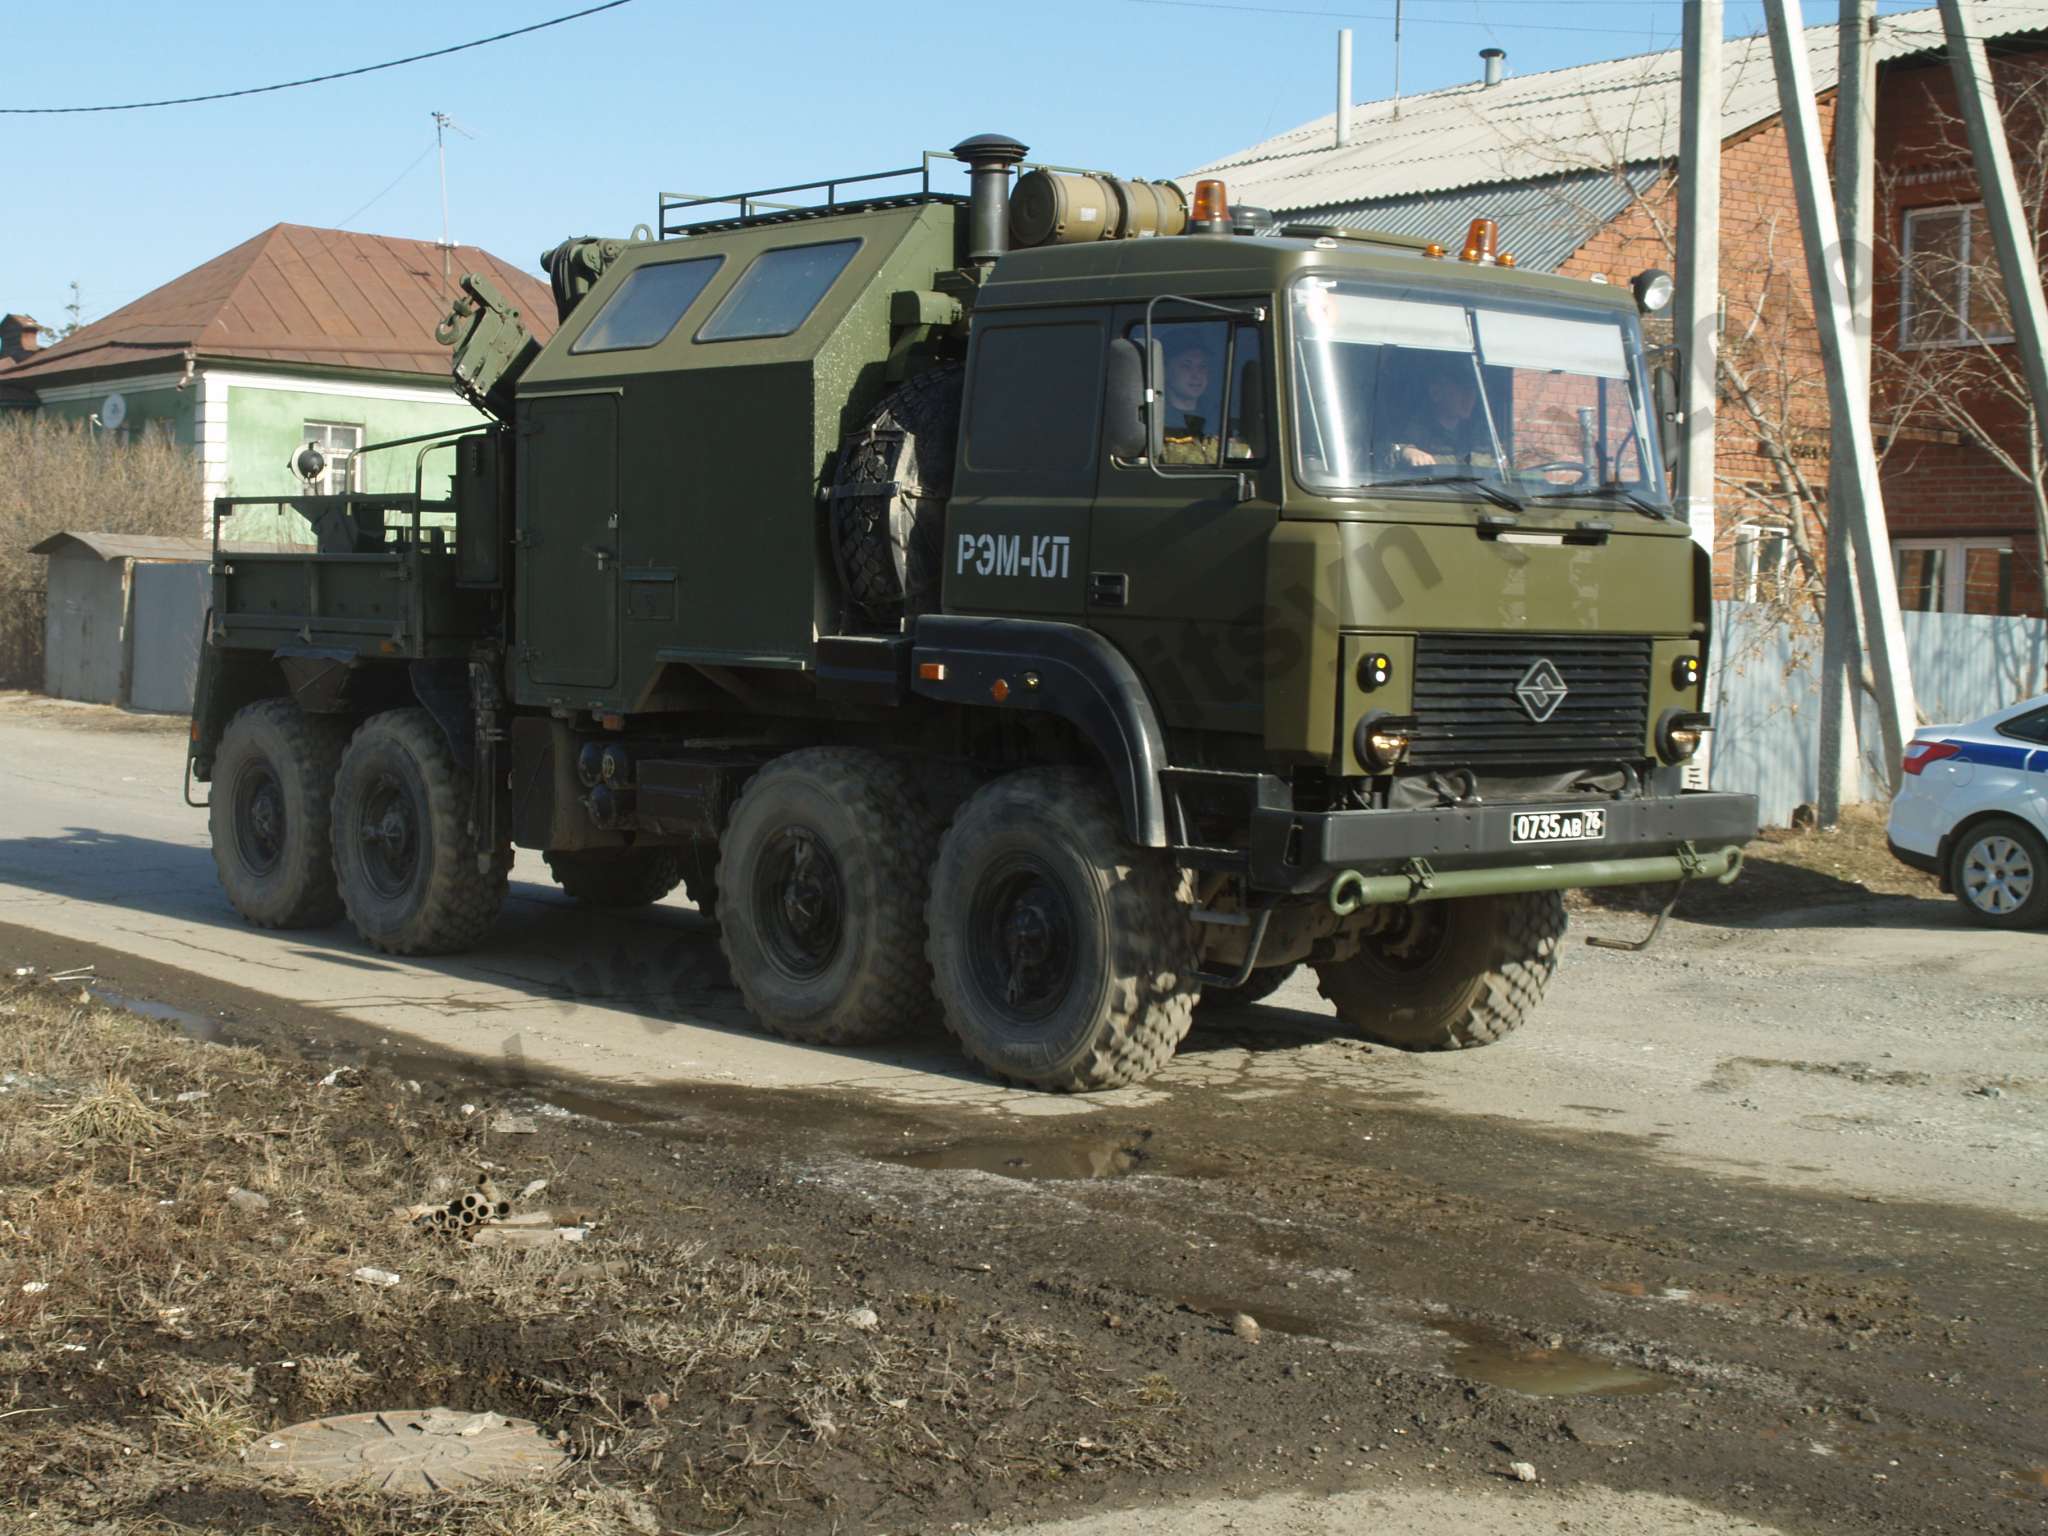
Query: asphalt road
0 697 2041 1214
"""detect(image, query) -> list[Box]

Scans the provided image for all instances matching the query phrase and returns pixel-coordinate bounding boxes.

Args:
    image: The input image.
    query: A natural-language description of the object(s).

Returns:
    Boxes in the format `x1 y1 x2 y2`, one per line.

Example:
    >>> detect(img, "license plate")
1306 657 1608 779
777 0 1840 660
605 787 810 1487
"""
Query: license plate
1509 808 1608 845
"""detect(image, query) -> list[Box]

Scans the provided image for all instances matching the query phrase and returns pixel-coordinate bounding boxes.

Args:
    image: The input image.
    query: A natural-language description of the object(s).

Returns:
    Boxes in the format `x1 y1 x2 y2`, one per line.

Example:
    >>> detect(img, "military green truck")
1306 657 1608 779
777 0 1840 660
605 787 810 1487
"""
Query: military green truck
187 134 1756 1091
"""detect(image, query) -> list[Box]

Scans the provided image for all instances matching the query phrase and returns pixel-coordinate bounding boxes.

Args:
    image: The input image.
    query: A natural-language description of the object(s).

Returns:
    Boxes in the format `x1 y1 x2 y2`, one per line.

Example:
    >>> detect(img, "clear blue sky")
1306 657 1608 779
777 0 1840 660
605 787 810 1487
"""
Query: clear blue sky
2 0 1939 335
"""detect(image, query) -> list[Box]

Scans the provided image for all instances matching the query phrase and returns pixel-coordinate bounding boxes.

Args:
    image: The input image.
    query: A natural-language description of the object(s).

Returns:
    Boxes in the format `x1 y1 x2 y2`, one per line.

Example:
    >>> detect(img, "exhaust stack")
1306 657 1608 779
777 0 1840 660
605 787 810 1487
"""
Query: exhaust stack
951 133 1030 266
1481 47 1506 86
1337 30 1354 147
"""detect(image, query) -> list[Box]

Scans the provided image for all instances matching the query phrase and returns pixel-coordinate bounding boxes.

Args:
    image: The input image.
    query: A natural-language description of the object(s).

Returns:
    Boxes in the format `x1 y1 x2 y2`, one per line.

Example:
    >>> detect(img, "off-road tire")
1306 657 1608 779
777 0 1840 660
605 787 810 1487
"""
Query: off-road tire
209 699 350 929
926 769 1199 1092
1948 817 2048 929
545 846 685 908
830 364 962 622
1313 892 1565 1050
1198 963 1299 1012
717 748 942 1045
330 708 507 955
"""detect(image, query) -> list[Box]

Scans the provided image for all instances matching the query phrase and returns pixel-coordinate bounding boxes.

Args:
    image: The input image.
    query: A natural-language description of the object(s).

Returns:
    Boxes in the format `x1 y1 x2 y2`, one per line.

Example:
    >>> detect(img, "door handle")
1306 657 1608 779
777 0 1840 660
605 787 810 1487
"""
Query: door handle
583 545 612 572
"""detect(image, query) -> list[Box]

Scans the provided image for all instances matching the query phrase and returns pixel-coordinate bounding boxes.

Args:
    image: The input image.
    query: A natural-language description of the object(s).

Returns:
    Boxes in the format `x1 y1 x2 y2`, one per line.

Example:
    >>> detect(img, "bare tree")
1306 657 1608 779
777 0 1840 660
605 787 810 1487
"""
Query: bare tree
1873 56 2048 612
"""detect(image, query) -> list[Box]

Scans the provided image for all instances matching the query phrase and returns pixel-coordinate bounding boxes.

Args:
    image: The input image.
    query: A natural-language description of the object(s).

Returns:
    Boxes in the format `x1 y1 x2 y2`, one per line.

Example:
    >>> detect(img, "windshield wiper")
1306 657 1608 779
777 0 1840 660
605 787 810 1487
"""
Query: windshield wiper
1370 473 1526 513
1530 480 1674 522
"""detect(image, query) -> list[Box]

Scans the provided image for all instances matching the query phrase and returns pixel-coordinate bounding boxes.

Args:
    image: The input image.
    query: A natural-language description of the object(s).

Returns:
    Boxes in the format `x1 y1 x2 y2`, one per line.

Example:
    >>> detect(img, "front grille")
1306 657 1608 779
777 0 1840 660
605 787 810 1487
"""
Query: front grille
1407 633 1651 768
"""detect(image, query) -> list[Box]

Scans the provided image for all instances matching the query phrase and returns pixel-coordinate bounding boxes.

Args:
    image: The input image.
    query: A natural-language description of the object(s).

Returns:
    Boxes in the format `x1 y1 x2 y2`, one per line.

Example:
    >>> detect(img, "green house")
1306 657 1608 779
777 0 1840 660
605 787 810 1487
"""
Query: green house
0 225 554 541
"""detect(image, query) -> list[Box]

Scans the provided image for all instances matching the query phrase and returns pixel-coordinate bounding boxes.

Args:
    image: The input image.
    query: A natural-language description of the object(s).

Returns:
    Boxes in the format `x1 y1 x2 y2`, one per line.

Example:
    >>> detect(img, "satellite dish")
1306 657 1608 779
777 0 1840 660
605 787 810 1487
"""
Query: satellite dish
99 392 127 430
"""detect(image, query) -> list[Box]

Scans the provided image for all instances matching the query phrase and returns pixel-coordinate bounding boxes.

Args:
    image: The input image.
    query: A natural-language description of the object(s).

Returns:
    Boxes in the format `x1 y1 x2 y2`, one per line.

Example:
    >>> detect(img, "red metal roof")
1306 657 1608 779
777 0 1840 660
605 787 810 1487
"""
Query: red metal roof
2 224 555 387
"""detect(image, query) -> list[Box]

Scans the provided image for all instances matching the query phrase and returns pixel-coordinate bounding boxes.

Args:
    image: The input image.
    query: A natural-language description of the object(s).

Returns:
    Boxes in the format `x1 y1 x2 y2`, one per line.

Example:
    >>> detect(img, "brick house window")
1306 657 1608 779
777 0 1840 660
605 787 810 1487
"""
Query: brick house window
1731 521 1791 603
302 422 362 495
1900 204 2013 347
1893 537 2014 614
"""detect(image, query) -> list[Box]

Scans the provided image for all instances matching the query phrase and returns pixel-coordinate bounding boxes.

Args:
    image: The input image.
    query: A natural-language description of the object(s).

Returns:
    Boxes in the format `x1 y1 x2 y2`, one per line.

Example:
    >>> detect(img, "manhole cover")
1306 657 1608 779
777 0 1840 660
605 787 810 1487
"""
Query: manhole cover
242 1408 566 1492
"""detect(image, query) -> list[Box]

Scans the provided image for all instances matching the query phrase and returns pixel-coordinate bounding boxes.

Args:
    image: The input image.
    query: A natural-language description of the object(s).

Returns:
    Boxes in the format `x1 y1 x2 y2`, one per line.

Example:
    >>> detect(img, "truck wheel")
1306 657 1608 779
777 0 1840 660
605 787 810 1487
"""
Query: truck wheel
717 749 941 1045
830 364 962 622
1313 892 1565 1050
545 847 684 908
330 708 507 955
1198 963 1299 1012
209 699 349 929
1949 817 2048 928
926 769 1198 1091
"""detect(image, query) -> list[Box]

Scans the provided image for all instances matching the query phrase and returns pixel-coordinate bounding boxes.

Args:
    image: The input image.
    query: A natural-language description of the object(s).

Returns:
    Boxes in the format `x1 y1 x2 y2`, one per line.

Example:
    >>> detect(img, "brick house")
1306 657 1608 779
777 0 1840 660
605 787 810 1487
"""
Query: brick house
1189 1 2048 617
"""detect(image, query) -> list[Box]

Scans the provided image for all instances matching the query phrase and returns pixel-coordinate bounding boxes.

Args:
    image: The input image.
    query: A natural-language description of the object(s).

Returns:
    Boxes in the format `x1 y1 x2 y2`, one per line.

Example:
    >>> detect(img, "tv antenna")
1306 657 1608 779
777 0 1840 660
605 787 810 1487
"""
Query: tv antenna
432 111 477 289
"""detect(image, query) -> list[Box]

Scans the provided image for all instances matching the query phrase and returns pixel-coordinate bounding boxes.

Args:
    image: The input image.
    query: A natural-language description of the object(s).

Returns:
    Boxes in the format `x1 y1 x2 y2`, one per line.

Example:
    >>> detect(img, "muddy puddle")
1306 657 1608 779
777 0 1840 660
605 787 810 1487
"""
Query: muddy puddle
1434 1318 1673 1397
90 986 226 1044
887 1132 1155 1182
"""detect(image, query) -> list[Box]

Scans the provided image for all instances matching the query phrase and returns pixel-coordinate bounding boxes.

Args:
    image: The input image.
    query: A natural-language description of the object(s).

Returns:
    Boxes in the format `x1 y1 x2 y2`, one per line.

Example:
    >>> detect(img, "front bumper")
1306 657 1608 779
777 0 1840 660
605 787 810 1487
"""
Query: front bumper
1248 789 1760 897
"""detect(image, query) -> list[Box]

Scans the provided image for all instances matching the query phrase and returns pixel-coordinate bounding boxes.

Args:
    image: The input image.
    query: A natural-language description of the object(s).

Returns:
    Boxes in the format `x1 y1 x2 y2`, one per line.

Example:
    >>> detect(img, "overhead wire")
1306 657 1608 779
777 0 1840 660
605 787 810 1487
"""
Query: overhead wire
330 142 440 230
0 0 634 114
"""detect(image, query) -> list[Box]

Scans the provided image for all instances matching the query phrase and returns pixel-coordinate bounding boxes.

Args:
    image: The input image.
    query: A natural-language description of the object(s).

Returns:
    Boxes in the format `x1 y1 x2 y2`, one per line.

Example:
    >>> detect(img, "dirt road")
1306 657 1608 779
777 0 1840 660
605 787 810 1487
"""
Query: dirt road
2 696 2045 1534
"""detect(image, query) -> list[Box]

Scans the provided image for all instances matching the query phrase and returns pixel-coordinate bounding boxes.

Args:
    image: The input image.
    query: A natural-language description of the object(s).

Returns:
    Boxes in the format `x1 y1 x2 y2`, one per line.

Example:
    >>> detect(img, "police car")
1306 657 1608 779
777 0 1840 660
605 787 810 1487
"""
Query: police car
1888 693 2048 928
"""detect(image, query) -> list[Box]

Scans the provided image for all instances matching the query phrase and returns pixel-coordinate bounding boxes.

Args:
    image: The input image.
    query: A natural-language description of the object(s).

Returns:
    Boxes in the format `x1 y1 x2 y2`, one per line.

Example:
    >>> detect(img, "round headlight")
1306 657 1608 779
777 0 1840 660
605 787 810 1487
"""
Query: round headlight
1656 708 1709 764
1632 268 1675 314
1353 710 1414 773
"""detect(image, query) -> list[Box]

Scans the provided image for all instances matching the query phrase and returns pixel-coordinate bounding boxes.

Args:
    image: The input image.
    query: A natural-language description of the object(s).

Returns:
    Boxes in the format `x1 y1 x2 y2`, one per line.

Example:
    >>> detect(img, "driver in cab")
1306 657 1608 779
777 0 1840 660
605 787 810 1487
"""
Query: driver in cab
1159 334 1223 466
1383 352 1493 471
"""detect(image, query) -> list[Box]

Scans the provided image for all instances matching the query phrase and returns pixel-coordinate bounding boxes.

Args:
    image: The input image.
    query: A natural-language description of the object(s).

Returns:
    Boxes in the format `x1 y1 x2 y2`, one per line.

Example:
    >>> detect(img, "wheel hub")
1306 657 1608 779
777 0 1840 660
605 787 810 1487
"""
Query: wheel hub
1963 835 2035 914
233 762 286 876
971 860 1077 1022
358 773 423 899
754 827 844 979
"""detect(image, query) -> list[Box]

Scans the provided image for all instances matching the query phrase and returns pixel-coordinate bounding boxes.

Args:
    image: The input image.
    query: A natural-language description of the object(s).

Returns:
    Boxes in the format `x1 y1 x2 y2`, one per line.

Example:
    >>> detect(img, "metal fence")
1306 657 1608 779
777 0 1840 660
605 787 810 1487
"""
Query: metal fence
1707 600 2048 827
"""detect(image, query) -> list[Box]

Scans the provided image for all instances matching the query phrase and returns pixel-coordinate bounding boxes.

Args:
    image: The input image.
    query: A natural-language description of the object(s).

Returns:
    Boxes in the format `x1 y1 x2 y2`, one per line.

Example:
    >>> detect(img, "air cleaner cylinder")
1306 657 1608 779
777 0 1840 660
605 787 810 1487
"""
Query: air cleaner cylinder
1009 171 1188 247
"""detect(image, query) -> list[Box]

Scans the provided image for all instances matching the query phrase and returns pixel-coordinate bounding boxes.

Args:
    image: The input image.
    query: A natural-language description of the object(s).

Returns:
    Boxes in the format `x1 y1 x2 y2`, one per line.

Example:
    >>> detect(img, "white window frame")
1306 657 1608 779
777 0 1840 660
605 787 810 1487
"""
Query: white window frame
1900 203 2016 350
1892 536 2015 613
1731 520 1792 603
303 420 363 495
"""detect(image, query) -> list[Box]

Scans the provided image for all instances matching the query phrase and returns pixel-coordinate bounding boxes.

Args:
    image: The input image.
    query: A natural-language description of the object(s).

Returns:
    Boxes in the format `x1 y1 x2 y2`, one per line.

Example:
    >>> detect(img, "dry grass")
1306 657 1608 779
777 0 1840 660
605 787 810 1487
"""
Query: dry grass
0 413 201 686
0 976 1187 1533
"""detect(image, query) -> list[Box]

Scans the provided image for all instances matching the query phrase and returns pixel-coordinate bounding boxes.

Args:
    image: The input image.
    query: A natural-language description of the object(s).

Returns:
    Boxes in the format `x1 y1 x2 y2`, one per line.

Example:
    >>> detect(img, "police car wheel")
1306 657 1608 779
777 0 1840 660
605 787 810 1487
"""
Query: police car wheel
1949 818 2048 929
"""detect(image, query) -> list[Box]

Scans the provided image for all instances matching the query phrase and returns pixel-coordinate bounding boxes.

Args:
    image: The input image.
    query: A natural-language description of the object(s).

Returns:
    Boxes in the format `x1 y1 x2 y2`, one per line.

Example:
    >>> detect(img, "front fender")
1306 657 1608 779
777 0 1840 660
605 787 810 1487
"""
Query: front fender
909 616 1169 847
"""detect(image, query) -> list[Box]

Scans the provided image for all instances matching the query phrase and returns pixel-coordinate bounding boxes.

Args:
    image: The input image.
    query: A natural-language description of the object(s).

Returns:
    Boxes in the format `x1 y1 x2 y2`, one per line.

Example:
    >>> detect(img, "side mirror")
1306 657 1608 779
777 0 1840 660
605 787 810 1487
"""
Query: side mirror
1652 358 1681 478
1105 338 1146 460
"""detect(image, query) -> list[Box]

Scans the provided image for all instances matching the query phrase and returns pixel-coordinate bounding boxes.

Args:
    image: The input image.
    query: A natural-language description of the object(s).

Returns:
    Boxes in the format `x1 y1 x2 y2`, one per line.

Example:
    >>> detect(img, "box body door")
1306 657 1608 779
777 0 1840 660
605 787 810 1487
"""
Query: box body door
517 393 620 692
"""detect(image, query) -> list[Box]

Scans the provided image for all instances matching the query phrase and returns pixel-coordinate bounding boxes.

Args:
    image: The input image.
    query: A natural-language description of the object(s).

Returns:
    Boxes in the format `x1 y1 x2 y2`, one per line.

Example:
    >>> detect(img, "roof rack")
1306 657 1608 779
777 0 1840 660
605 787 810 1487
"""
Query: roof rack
660 152 969 238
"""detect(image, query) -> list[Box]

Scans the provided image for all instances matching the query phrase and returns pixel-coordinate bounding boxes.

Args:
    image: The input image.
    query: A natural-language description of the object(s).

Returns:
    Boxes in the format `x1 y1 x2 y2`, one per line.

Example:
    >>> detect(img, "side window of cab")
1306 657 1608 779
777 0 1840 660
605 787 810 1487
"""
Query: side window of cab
1123 315 1267 469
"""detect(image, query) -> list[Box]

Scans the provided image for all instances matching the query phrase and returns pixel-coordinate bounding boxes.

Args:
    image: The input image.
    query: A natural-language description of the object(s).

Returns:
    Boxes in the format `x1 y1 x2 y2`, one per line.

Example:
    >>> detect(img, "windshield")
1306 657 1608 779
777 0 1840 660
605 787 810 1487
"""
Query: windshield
1289 277 1668 506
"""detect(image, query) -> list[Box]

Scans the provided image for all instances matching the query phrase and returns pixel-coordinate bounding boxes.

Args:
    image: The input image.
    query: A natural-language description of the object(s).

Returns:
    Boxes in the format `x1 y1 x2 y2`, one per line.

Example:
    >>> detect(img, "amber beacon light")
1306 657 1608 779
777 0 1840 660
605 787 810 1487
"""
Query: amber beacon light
1190 179 1230 229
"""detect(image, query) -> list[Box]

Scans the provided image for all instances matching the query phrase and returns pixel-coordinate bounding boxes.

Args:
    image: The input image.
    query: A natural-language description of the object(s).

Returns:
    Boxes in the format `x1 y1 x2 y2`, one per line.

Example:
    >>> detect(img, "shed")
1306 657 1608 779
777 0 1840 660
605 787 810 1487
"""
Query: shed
29 532 213 711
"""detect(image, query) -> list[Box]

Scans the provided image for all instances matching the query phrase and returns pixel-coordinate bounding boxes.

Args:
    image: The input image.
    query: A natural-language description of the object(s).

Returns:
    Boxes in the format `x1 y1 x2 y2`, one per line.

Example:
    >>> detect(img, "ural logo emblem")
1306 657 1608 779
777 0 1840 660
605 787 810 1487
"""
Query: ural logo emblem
1515 659 1569 723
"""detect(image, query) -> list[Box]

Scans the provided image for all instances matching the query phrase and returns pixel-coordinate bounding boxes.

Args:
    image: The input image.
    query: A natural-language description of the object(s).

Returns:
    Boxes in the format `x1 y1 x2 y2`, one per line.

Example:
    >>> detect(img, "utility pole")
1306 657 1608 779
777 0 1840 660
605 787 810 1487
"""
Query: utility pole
1818 0 1878 826
1392 0 1404 120
1763 0 1917 785
1676 0 1722 559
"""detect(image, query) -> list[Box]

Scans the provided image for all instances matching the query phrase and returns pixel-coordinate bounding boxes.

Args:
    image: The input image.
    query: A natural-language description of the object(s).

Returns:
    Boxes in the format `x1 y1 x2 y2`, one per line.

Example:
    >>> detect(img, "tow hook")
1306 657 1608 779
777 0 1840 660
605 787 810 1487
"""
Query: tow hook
1585 841 1705 954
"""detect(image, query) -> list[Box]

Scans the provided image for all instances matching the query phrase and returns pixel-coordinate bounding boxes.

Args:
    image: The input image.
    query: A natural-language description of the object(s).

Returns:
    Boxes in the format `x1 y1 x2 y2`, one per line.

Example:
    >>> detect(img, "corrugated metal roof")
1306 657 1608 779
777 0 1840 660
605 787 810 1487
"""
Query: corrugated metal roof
31 532 212 562
1274 165 1664 274
5 225 555 387
1192 1 2048 213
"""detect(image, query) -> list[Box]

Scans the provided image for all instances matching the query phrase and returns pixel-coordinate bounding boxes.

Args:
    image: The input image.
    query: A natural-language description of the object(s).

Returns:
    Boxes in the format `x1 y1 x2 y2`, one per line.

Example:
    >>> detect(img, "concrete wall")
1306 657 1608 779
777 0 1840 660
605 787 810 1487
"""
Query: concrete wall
42 554 130 704
1708 599 2048 827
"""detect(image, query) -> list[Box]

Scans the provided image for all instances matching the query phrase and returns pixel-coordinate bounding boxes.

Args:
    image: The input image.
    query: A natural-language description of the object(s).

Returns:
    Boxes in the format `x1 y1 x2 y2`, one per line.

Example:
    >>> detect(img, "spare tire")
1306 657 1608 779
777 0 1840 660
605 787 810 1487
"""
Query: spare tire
831 364 962 622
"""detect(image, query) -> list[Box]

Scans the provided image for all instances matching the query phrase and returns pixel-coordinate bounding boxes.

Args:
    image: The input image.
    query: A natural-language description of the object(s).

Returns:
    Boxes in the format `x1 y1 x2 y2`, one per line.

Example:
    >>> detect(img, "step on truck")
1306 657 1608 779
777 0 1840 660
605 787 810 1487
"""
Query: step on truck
187 134 1758 1091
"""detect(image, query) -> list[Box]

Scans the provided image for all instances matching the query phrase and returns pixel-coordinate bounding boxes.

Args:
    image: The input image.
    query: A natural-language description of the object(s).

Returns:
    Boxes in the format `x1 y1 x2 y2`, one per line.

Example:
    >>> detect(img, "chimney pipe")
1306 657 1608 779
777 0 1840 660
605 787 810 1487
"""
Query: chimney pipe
950 133 1029 267
1336 30 1353 148
1480 47 1505 87
0 315 42 363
